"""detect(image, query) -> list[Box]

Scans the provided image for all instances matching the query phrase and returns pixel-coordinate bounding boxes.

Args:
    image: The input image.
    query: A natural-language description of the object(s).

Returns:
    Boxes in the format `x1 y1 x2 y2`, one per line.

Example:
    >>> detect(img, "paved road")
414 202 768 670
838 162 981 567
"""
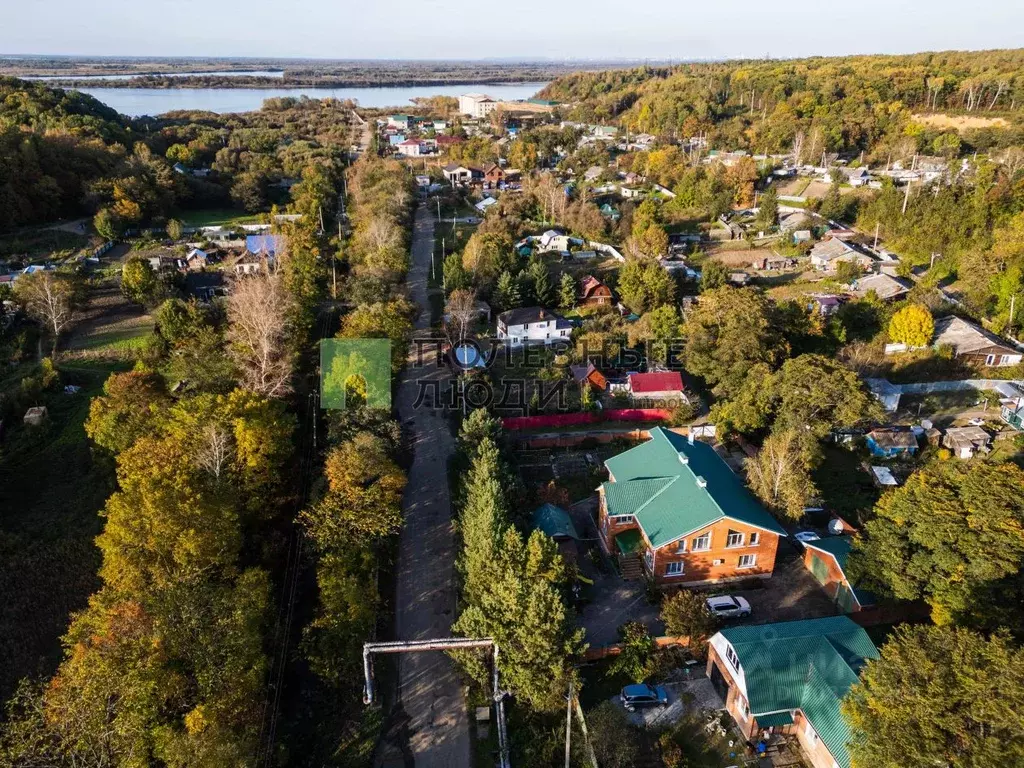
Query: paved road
376 204 470 767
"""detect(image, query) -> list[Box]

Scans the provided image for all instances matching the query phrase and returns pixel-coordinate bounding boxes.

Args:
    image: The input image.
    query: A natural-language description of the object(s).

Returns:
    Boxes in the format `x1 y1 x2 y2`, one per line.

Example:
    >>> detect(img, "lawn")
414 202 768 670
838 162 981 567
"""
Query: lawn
177 207 262 228
71 324 155 355
0 359 127 705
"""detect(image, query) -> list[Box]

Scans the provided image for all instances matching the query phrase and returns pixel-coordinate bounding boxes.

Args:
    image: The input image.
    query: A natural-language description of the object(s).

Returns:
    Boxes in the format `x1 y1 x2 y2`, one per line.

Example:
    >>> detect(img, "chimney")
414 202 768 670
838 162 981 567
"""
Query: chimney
688 430 694 445
678 454 689 466
695 476 707 488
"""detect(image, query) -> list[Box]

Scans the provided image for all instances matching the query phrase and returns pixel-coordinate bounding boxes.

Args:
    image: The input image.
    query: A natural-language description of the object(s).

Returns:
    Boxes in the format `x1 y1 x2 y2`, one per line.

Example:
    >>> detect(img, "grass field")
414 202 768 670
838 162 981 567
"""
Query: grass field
177 207 262 227
0 358 128 704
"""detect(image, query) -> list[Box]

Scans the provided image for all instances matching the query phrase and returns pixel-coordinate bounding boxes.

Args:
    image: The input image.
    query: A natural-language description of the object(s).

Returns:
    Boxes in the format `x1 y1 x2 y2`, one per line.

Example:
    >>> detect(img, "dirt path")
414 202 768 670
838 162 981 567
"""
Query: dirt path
376 204 470 768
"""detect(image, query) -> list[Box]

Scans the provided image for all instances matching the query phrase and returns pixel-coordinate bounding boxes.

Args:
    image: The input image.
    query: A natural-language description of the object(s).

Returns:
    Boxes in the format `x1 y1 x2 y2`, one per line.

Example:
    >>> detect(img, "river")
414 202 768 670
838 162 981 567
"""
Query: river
73 82 548 117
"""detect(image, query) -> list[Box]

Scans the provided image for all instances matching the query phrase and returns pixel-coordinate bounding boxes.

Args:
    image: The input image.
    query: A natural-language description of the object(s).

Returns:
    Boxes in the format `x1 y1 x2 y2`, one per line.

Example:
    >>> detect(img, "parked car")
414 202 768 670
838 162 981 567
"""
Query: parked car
705 595 751 619
793 530 821 549
620 683 669 712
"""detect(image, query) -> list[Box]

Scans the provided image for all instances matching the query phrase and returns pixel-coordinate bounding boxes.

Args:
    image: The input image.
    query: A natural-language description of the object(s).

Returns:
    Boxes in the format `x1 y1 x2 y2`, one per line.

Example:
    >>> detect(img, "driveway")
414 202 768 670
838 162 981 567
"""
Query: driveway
611 677 725 729
376 204 470 768
569 498 664 647
726 542 839 625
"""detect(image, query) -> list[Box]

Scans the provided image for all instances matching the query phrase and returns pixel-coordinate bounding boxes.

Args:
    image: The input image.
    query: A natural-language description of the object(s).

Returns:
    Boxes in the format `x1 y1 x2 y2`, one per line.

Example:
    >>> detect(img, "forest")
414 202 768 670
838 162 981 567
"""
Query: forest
0 73 423 764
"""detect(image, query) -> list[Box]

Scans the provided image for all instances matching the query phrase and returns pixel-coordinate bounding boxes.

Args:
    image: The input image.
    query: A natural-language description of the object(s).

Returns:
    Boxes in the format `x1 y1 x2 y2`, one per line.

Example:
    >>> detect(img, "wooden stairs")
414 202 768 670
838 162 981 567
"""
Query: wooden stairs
618 553 645 580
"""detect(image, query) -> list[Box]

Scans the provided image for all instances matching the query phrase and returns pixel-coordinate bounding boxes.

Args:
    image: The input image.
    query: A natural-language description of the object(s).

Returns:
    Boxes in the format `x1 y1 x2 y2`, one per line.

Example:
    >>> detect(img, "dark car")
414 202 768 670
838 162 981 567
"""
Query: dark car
619 683 669 712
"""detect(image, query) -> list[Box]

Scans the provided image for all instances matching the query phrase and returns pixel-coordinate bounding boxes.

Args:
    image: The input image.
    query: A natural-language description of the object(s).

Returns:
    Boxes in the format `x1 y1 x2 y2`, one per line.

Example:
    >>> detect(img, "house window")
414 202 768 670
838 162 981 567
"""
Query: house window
512 338 519 344
664 561 684 576
675 540 686 554
985 354 996 366
692 533 711 552
612 515 634 525
749 532 760 546
726 531 744 548
738 554 757 569
725 644 741 673
739 698 749 718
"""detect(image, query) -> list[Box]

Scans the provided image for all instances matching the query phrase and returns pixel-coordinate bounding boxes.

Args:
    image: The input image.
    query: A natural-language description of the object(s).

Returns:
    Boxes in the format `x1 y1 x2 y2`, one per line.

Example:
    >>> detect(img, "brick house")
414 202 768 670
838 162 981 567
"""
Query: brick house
802 537 873 613
597 427 786 586
707 617 879 768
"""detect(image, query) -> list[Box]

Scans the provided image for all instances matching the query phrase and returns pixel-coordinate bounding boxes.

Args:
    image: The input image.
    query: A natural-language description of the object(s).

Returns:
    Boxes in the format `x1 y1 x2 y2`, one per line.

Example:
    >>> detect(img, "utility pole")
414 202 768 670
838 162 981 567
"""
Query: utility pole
437 196 441 223
873 222 880 250
1011 293 1017 335
902 180 912 215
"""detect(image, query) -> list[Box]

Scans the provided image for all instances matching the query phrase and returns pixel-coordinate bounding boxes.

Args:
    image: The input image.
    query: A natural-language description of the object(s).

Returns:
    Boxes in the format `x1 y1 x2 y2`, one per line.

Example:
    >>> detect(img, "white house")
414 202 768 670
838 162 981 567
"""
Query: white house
396 139 428 157
496 307 572 347
459 93 497 118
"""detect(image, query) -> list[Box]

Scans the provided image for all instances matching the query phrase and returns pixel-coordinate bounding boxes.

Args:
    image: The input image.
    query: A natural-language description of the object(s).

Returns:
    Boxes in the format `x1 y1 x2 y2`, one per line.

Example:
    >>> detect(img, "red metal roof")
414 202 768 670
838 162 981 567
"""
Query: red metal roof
628 371 684 393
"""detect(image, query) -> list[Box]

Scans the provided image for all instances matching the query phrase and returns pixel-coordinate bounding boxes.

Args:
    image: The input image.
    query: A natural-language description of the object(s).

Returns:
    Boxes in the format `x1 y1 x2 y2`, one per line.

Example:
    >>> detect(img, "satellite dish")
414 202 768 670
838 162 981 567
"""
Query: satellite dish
827 519 845 536
921 419 934 430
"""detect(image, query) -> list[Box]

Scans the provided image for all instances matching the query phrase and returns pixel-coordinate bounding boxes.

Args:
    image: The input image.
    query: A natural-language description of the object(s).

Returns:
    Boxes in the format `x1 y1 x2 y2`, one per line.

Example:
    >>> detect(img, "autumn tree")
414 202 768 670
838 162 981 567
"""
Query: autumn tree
660 589 717 649
445 288 478 342
85 368 171 454
337 297 414 373
848 460 1024 627
277 220 327 342
699 258 728 292
843 625 1024 768
226 271 295 398
617 258 675 313
682 287 787 399
769 354 882 438
121 256 159 305
462 231 515 281
13 269 85 353
166 218 184 241
888 303 934 347
746 428 819 519
755 186 779 230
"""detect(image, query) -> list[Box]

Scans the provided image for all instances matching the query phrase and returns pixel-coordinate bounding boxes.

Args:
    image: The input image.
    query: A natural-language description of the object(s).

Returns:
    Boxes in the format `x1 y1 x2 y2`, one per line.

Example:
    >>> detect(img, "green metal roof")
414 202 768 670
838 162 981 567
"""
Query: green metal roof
615 529 643 555
719 617 879 768
755 711 794 728
532 503 579 540
805 536 854 571
602 428 786 548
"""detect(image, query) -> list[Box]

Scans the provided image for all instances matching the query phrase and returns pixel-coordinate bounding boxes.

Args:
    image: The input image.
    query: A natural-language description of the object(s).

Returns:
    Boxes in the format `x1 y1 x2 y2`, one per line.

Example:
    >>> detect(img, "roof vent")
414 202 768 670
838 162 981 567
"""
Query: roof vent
678 454 689 466
695 476 707 488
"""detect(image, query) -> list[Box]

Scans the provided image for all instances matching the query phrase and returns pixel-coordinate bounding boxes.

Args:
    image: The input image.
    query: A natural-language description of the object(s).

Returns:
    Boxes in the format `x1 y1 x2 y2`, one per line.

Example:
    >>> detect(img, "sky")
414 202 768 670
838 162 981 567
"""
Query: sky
3 0 1024 61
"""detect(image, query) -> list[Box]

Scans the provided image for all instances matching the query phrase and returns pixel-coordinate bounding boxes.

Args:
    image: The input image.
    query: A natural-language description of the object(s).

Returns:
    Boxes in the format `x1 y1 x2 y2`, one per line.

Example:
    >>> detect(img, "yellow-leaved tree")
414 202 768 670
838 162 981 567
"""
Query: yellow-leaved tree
888 303 934 347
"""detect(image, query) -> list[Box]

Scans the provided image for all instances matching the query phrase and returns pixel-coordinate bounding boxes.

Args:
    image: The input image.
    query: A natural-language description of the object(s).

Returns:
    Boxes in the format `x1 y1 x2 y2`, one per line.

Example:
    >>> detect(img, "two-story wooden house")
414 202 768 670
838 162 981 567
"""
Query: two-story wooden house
598 427 787 586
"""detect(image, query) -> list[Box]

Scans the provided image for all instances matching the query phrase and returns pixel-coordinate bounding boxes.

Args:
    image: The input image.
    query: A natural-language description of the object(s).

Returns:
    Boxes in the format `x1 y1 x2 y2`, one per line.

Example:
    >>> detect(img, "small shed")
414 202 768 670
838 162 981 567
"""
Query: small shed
870 465 899 487
865 428 918 458
570 362 608 392
942 426 992 459
532 503 580 565
24 406 48 427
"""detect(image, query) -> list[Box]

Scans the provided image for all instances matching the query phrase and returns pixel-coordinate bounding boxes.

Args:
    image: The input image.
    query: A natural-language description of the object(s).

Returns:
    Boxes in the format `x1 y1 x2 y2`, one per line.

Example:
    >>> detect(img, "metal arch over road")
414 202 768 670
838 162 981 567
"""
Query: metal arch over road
374 203 471 767
364 638 510 768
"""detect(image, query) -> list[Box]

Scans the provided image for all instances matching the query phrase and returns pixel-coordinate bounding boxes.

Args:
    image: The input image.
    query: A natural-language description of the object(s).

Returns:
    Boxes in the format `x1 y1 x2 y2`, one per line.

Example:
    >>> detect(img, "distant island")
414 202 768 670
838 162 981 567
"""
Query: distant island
0 56 669 89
